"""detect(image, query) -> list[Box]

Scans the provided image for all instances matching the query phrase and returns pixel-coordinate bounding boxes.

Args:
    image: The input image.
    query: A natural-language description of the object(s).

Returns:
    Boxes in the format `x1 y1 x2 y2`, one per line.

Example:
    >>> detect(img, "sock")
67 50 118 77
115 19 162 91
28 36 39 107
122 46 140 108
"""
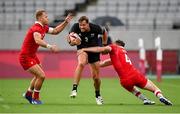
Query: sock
95 90 100 98
26 88 33 97
26 91 33 97
136 92 147 101
154 90 163 98
33 89 40 100
132 89 147 101
72 84 78 91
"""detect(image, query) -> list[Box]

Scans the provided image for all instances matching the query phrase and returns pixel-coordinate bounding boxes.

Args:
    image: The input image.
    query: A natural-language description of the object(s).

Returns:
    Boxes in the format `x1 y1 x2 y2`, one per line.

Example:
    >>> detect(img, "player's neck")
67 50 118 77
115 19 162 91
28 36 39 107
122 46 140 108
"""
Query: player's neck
86 28 90 32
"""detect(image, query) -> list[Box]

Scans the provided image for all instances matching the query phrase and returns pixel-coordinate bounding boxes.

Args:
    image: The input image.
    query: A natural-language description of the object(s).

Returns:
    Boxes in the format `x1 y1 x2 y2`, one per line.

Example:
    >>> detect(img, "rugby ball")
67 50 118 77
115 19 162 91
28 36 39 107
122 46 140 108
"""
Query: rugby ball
68 32 81 46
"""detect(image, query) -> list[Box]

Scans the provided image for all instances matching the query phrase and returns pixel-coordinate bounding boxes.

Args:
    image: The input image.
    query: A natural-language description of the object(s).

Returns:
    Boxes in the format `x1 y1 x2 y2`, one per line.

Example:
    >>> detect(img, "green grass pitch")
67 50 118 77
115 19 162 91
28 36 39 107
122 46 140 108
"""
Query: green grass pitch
0 77 180 113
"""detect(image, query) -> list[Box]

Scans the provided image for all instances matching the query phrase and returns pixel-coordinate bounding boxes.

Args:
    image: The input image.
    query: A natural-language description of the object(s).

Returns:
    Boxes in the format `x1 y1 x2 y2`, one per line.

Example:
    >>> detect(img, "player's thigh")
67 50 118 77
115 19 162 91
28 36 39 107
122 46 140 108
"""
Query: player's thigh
77 51 88 65
89 61 100 77
27 64 45 78
89 61 100 72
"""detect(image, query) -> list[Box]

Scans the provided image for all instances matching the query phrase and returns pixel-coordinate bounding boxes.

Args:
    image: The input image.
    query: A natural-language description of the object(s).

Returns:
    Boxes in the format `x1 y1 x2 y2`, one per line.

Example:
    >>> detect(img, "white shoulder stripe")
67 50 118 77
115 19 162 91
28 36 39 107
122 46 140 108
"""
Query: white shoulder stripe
48 27 54 34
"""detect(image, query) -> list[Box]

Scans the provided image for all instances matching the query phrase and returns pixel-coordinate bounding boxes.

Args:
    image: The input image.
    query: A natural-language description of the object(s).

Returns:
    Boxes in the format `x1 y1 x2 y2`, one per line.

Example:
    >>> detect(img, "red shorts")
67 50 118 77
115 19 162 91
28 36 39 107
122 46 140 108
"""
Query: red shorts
120 72 147 92
19 54 40 70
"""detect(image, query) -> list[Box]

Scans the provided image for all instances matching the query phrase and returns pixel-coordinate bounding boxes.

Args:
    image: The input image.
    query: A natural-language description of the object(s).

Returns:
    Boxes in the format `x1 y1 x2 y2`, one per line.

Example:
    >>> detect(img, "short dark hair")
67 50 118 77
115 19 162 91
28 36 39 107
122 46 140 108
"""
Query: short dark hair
78 16 89 23
115 40 125 47
35 9 46 20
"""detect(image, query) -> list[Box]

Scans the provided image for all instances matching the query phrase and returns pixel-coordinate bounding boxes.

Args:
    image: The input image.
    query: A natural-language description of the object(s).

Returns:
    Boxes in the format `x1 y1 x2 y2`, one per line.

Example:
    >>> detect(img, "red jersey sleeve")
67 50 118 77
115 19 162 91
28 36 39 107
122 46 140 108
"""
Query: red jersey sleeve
32 25 42 34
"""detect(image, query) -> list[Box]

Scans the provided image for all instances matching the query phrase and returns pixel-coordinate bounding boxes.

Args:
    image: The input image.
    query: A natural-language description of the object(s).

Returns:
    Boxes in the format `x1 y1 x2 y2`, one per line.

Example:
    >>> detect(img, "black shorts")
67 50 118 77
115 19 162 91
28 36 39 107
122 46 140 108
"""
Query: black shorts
87 52 100 63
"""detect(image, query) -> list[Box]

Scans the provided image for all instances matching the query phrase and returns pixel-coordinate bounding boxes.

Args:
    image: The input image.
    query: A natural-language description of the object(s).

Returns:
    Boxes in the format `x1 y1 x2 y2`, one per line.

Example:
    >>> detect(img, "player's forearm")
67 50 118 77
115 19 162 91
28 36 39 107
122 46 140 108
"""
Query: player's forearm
34 32 53 49
102 31 108 46
83 47 104 53
100 59 112 67
34 38 49 48
52 20 69 35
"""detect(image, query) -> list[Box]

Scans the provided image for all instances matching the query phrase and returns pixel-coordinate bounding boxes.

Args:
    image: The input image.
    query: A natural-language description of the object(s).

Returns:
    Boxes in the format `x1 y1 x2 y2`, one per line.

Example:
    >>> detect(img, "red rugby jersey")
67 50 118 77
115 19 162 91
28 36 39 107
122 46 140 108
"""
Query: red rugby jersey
20 22 49 56
109 44 138 79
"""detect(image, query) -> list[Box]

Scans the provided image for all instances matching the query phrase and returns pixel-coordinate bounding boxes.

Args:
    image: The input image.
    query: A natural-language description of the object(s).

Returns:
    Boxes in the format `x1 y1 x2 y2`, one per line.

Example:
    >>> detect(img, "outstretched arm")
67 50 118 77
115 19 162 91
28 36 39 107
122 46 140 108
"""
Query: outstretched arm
100 59 112 67
49 13 73 35
102 28 108 46
78 46 111 56
81 46 112 53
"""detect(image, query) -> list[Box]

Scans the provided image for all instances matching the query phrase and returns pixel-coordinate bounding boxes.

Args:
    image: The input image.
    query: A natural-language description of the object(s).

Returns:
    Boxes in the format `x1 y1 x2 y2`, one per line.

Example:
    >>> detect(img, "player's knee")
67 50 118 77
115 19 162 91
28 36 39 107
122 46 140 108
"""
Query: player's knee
38 73 46 80
92 74 100 81
41 76 45 80
78 62 86 67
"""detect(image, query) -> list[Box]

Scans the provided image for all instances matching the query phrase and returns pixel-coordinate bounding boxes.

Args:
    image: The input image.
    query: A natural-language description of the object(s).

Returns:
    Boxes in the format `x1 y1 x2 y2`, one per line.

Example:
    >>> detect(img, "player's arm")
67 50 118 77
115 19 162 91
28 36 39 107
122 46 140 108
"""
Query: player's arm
33 32 59 52
102 27 108 46
100 59 112 67
49 13 73 35
80 46 112 54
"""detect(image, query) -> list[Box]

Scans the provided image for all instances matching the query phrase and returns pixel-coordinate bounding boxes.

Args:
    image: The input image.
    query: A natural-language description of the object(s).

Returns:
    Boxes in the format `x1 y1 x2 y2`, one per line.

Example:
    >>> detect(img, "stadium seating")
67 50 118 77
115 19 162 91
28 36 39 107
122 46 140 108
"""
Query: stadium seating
0 0 86 30
77 0 180 30
0 0 180 30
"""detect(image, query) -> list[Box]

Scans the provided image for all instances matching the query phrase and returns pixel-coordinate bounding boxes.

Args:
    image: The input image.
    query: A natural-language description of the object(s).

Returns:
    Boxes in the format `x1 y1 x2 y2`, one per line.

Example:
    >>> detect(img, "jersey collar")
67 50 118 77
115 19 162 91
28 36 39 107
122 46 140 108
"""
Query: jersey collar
35 21 44 27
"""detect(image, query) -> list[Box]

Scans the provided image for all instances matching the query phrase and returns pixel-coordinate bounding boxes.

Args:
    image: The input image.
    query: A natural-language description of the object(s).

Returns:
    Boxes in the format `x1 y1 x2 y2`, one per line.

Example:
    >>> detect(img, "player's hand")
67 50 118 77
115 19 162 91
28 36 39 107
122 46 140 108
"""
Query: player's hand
50 45 60 53
65 13 73 23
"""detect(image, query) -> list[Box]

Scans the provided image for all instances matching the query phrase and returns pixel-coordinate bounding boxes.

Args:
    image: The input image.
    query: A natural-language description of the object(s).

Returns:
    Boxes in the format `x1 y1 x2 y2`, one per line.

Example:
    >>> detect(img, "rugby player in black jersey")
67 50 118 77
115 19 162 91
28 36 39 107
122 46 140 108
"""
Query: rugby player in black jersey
68 16 107 105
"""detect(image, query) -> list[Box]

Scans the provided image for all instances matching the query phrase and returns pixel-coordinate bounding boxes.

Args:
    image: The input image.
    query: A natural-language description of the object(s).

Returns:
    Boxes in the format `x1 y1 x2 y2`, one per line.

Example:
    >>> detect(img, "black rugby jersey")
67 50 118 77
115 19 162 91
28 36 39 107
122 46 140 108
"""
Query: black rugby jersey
69 23 103 50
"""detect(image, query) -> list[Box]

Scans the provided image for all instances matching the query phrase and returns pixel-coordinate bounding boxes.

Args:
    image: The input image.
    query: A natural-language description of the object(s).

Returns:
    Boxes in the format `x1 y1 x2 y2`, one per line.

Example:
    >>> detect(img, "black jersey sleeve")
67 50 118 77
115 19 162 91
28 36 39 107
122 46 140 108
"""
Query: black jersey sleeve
95 24 103 34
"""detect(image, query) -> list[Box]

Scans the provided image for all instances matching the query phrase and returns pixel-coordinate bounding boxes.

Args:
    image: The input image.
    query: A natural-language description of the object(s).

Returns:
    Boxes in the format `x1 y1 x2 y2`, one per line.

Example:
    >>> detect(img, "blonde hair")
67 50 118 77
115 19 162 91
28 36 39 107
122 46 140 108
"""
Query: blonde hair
35 9 46 20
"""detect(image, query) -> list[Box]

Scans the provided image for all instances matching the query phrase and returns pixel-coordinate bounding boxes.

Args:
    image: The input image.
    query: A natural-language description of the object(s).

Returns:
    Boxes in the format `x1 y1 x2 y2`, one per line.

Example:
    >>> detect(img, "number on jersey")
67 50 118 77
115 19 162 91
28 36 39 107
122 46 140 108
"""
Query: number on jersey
125 54 132 65
85 37 88 42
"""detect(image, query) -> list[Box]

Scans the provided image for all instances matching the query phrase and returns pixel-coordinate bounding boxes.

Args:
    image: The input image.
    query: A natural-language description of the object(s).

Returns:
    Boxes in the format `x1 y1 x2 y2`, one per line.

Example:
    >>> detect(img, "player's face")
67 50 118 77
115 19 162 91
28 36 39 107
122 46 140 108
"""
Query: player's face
41 12 49 25
79 20 90 32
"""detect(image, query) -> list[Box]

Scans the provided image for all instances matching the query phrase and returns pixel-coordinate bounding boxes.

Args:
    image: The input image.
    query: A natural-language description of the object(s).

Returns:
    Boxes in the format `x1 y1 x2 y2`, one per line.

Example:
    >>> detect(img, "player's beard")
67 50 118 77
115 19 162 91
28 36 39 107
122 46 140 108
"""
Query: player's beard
81 28 90 32
44 20 49 25
80 29 86 32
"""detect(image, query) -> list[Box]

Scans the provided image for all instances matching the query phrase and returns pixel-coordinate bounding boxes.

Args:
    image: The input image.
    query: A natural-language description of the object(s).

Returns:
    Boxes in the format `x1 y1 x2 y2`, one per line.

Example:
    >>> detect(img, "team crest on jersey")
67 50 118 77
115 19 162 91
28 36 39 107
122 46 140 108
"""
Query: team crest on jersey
91 33 95 37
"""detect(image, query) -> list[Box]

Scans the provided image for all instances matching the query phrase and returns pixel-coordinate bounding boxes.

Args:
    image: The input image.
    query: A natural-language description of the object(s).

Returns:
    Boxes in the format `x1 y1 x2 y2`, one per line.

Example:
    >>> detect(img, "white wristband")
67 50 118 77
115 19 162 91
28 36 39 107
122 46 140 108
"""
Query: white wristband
46 44 52 49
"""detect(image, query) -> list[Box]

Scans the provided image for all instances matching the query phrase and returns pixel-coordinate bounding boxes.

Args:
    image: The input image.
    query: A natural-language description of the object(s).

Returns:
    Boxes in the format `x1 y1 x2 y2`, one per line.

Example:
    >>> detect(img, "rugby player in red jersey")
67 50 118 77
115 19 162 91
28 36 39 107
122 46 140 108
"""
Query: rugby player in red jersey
19 9 73 104
78 40 172 105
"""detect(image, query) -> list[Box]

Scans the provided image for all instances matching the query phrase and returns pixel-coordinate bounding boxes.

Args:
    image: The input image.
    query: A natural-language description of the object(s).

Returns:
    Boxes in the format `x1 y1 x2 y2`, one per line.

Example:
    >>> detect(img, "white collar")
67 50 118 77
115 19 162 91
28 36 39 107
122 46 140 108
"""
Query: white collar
35 21 43 27
117 45 124 49
120 46 124 48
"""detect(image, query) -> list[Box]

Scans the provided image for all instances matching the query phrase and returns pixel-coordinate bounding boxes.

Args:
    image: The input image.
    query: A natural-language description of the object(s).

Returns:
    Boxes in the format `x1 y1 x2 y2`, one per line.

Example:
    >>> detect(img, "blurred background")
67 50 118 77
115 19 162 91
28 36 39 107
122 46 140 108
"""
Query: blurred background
0 0 180 78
